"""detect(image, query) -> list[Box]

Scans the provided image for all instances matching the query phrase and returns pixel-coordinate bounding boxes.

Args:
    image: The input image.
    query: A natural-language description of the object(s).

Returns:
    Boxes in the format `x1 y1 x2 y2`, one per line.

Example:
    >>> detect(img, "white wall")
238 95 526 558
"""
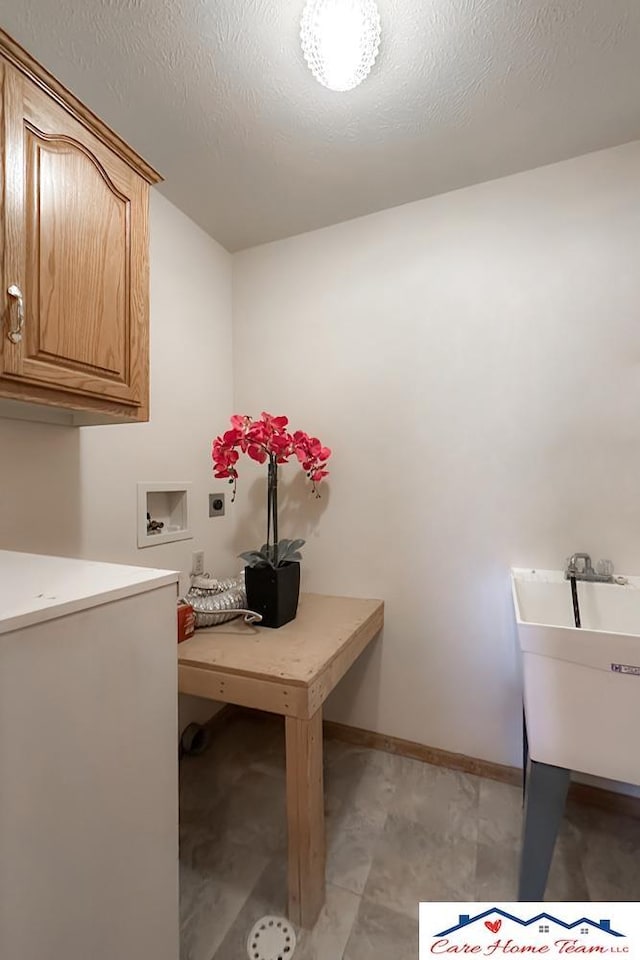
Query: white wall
0 192 235 729
232 140 640 768
3 143 639 769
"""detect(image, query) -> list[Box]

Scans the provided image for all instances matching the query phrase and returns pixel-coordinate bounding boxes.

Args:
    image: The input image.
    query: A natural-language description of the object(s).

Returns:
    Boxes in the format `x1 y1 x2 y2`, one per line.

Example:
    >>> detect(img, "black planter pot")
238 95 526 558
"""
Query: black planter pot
244 562 300 628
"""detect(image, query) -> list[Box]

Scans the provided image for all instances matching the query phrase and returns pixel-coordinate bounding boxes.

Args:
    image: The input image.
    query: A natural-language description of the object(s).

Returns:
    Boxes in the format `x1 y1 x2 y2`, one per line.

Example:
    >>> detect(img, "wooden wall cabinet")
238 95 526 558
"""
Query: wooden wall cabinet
0 31 161 425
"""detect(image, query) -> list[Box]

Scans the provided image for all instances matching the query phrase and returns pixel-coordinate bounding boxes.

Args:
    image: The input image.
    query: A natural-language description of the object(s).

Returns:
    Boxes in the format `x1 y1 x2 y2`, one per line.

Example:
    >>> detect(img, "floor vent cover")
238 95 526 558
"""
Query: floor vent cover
247 915 296 960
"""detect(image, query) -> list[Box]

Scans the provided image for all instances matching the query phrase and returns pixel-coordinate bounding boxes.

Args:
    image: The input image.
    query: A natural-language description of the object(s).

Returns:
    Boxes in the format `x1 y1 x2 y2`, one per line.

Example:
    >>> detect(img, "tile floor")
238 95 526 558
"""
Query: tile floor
179 711 640 960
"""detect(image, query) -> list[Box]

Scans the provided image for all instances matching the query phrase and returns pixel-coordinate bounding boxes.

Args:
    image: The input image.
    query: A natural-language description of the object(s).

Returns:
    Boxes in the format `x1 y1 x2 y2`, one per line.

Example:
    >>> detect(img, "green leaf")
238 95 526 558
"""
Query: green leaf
238 549 272 568
272 538 305 565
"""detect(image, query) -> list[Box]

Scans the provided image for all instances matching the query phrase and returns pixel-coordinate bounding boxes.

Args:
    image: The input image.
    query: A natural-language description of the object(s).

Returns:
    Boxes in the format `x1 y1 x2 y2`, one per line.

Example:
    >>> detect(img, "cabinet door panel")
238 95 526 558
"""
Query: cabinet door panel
30 134 128 376
2 66 148 411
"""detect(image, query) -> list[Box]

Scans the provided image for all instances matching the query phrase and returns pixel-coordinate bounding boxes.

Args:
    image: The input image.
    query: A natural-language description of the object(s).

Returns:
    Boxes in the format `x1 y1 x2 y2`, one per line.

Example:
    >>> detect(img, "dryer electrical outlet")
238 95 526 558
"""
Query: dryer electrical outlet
209 493 225 518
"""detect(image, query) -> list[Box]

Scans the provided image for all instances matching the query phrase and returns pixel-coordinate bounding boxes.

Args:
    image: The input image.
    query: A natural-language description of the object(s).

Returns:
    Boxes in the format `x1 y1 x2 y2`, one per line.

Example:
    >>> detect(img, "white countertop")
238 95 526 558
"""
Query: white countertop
0 551 179 635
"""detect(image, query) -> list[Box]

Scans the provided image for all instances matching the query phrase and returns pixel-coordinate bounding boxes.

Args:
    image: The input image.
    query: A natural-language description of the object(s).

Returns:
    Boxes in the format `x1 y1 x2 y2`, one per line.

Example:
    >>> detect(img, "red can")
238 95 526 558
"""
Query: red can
177 601 196 643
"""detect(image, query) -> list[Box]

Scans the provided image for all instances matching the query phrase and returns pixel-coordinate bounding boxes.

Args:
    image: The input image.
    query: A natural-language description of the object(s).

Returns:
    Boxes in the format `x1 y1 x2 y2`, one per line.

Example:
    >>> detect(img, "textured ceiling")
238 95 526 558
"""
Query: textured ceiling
1 0 639 250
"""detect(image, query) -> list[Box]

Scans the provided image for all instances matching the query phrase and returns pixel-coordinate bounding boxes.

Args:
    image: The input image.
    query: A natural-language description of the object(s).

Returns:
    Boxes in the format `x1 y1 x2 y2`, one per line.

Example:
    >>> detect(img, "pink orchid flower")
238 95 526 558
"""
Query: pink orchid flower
211 413 331 501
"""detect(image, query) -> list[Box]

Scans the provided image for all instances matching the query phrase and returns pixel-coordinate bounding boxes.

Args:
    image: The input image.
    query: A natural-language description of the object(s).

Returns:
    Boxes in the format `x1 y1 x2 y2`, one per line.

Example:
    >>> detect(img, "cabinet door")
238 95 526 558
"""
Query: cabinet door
1 64 148 413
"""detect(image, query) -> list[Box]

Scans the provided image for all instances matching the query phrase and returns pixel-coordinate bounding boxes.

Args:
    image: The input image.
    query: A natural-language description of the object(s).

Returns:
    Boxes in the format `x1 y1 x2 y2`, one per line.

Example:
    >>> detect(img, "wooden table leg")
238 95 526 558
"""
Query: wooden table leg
285 708 325 928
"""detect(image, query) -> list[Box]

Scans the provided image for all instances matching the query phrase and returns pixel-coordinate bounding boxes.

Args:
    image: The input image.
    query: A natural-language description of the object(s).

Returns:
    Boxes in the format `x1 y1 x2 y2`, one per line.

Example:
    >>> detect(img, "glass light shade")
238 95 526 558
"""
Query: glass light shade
300 0 381 92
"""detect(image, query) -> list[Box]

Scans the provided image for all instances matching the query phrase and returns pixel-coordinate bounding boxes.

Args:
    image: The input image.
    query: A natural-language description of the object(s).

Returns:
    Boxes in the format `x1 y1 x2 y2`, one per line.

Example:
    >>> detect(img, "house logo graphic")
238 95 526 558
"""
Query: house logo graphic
419 902 637 959
435 909 624 939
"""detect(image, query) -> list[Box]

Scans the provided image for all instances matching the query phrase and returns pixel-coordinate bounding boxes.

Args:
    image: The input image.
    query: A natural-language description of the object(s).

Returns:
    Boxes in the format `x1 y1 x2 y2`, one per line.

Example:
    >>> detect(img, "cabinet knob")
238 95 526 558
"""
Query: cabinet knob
7 284 25 344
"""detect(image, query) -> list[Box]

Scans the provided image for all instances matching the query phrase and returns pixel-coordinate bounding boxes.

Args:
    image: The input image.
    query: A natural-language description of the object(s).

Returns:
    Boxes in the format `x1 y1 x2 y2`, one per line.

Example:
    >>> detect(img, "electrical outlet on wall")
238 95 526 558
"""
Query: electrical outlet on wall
209 493 225 517
191 550 205 577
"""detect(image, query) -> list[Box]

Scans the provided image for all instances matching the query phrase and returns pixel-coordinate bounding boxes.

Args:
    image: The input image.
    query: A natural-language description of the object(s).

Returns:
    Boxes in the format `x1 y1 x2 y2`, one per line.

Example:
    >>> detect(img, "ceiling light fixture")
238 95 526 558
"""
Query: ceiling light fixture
300 0 381 92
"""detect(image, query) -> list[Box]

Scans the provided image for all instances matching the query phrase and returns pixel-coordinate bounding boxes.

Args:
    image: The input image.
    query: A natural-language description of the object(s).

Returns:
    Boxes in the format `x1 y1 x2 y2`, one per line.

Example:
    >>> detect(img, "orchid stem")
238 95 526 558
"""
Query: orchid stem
267 458 272 556
272 456 279 566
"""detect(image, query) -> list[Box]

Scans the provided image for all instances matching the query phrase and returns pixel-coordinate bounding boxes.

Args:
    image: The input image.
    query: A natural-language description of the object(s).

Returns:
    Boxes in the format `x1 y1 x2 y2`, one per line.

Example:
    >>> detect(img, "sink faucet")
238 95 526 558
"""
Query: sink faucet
566 553 593 576
565 553 614 583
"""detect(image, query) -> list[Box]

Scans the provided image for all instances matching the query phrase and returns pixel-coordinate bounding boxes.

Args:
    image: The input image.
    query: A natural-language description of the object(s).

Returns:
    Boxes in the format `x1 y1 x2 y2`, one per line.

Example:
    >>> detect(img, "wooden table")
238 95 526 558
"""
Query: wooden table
178 593 383 928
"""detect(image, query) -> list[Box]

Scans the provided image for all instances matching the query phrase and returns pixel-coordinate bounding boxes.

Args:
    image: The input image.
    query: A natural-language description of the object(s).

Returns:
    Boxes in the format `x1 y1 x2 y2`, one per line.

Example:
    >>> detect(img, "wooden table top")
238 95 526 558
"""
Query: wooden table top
178 593 383 689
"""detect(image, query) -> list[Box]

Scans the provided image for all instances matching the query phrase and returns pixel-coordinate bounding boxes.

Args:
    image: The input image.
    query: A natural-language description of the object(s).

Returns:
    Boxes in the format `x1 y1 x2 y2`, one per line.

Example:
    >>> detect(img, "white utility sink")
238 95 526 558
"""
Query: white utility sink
512 567 640 785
